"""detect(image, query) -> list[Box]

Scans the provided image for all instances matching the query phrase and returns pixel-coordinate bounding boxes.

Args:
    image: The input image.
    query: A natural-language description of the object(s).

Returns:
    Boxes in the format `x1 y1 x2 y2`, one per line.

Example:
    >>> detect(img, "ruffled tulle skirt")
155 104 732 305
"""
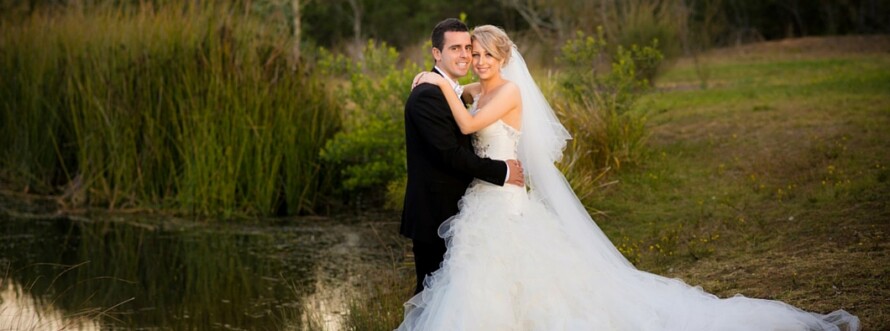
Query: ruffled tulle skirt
397 181 859 331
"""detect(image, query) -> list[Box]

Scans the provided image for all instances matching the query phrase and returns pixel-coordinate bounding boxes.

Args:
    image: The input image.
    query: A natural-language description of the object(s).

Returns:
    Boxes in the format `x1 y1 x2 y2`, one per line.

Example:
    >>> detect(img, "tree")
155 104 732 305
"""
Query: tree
291 0 308 69
347 0 363 53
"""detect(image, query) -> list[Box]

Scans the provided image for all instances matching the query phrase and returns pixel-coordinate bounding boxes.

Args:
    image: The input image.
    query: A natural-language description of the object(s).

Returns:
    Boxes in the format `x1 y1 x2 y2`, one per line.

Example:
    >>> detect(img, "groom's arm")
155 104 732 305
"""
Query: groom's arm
409 86 507 186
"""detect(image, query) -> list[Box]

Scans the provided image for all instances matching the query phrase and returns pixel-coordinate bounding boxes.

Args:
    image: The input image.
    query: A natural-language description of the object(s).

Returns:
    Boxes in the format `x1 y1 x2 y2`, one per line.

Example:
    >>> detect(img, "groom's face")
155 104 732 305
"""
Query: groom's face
433 31 472 79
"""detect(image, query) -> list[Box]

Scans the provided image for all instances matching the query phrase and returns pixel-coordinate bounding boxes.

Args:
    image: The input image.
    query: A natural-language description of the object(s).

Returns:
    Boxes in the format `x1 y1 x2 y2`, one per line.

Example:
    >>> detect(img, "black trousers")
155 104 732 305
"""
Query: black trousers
412 238 447 294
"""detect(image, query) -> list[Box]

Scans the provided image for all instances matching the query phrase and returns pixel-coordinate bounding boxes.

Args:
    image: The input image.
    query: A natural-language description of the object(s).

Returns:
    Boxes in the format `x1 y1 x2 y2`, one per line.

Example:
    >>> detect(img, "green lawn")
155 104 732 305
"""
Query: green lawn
595 36 889 328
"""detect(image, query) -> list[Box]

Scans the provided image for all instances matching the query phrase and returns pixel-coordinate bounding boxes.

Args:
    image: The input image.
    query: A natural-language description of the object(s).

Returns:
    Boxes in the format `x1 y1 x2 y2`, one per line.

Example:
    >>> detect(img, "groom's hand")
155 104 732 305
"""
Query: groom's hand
506 159 524 187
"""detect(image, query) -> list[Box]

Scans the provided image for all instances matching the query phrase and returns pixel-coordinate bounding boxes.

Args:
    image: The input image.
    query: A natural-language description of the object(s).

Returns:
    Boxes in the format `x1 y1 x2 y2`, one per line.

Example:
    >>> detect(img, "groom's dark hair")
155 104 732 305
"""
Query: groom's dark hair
431 18 469 51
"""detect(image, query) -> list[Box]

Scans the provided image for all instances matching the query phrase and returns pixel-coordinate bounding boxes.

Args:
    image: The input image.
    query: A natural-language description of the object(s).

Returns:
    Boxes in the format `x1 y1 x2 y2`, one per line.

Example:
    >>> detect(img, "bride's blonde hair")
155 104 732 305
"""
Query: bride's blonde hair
471 25 514 65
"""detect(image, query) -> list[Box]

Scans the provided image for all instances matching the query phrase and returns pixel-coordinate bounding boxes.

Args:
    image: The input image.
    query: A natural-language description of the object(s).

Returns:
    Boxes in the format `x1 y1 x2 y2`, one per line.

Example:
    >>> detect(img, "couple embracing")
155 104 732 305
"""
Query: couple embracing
398 18 858 331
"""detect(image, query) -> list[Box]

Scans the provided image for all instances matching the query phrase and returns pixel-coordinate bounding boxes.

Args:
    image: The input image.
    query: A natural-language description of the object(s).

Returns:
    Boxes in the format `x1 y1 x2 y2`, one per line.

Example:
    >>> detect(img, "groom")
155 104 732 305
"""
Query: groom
400 18 524 294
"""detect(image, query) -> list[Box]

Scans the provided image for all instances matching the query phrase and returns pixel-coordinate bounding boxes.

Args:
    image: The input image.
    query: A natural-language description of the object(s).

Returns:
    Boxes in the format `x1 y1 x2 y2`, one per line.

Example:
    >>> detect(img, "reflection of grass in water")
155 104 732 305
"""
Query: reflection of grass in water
268 276 312 331
345 36 890 329
2 217 317 330
73 222 311 329
272 217 413 331
340 219 416 331
342 267 414 331
1 262 133 330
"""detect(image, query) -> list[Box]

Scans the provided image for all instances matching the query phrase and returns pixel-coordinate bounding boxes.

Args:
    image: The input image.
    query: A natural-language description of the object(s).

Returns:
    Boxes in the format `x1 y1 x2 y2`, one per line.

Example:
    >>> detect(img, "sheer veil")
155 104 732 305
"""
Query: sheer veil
502 46 634 270
500 46 859 331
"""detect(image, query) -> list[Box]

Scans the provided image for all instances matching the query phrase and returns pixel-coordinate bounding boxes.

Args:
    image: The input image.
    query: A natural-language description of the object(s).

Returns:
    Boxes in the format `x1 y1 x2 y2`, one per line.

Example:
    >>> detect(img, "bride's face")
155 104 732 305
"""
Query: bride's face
471 40 503 81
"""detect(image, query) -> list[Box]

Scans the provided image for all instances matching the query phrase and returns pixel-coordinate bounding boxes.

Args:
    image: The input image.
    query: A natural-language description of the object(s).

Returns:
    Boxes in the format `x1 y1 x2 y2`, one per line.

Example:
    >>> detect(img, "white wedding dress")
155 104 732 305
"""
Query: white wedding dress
397 49 859 331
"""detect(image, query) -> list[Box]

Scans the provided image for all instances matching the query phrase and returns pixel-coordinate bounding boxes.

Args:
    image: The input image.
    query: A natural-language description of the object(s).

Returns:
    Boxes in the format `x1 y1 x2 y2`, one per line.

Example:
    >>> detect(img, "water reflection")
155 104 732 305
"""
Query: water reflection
1 280 101 330
0 215 382 330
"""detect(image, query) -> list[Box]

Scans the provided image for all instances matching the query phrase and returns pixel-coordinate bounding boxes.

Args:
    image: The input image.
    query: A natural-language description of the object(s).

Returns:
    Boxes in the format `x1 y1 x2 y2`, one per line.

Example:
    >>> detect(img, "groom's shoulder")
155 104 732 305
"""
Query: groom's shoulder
411 83 443 97
407 83 445 106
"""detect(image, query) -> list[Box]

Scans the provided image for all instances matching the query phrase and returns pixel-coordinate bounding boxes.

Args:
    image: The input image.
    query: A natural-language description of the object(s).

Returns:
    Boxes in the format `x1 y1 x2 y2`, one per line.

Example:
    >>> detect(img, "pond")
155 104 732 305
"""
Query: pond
0 211 404 330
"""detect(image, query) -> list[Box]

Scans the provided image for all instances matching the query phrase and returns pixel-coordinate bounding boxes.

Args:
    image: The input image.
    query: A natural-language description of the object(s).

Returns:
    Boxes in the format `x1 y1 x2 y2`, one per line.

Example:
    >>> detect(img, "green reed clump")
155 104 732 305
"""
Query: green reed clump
0 3 340 216
551 27 663 208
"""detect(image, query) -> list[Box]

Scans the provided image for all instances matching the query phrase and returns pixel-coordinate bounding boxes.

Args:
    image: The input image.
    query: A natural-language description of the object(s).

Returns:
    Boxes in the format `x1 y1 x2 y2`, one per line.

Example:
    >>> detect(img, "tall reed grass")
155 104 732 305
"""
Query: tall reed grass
1 3 341 216
547 29 662 209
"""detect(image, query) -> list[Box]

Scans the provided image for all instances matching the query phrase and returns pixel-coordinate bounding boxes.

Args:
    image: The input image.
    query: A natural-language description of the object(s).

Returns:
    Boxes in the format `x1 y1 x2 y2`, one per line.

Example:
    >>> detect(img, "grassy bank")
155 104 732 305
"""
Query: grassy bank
349 36 890 330
0 4 341 216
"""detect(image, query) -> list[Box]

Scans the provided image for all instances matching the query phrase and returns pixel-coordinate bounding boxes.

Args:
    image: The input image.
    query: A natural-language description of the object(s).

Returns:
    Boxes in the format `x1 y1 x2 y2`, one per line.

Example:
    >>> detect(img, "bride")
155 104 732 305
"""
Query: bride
397 25 859 331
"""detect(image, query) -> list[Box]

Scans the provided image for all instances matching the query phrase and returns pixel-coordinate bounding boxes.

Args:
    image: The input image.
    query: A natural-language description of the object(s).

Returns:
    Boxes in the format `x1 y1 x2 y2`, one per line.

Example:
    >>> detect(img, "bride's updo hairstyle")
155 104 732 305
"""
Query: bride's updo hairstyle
471 25 514 66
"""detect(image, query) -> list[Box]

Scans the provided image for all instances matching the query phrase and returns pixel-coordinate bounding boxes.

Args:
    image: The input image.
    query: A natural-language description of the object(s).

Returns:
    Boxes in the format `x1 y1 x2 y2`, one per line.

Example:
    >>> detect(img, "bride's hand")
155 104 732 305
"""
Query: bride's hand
411 72 427 89
411 71 446 90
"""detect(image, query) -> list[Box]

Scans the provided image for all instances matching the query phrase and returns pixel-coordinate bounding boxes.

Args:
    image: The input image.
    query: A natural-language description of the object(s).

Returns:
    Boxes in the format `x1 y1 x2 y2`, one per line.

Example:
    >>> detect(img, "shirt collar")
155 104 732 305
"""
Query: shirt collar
434 66 463 96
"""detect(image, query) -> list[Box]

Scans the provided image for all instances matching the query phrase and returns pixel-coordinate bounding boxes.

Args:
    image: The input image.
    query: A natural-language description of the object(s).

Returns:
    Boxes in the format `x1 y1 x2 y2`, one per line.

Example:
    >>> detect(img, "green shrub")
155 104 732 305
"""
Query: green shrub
554 28 663 206
320 40 419 208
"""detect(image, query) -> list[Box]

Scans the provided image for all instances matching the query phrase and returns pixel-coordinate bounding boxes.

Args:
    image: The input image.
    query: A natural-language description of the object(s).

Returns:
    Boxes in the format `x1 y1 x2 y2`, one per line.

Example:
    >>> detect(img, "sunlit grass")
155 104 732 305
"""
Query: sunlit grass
648 57 890 114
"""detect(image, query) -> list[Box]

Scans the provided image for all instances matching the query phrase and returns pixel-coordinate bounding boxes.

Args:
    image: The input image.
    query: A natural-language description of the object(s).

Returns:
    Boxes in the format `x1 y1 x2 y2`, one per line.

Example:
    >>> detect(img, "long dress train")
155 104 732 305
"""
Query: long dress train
396 115 858 331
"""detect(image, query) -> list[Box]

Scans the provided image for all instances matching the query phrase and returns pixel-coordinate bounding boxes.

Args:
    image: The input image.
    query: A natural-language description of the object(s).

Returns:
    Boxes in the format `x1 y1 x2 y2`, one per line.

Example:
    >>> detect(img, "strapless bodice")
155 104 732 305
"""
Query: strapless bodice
470 104 521 162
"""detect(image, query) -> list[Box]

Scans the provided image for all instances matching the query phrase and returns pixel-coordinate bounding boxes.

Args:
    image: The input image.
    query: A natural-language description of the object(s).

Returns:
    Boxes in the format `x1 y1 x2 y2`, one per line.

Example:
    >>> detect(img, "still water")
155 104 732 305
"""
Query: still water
0 213 402 330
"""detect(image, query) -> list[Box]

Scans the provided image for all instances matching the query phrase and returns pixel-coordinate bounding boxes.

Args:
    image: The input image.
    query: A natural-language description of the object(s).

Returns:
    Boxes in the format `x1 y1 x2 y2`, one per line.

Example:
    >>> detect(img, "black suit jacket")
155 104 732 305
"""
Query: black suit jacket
400 69 507 243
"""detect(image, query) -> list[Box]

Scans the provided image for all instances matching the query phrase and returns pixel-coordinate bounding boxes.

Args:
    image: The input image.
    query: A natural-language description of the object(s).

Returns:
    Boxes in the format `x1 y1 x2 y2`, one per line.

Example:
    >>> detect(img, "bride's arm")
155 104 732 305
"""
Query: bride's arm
461 82 481 100
442 81 519 134
417 74 519 134
412 74 480 101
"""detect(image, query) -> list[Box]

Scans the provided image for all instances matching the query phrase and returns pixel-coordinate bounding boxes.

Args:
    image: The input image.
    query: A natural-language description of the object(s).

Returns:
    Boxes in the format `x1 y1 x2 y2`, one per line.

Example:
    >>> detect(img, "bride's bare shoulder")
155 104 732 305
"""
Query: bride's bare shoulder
495 81 521 99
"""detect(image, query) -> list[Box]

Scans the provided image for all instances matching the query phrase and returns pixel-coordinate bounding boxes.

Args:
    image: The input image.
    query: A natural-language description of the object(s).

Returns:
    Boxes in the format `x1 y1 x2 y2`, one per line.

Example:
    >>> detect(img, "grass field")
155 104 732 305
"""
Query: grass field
599 35 889 327
353 36 890 330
